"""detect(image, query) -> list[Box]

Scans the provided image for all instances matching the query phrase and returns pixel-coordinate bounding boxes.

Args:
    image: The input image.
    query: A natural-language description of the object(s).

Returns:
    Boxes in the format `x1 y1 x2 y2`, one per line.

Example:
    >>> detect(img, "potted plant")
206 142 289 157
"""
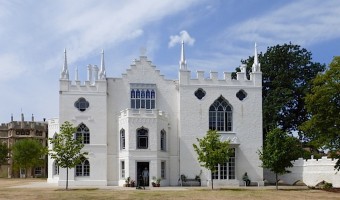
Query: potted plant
152 176 161 187
156 177 161 187
152 176 157 187
130 179 135 187
124 177 131 187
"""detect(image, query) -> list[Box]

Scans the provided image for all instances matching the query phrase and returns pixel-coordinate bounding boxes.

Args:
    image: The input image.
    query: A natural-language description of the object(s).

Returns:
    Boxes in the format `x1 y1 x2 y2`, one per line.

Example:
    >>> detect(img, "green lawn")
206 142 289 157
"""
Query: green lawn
0 179 339 200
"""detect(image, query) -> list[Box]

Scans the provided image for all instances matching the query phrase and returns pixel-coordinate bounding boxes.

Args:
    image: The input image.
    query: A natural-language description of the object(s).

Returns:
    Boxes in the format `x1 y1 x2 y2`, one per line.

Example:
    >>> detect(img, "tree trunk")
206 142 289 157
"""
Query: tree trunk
66 168 69 190
275 173 278 190
25 167 27 179
211 172 214 190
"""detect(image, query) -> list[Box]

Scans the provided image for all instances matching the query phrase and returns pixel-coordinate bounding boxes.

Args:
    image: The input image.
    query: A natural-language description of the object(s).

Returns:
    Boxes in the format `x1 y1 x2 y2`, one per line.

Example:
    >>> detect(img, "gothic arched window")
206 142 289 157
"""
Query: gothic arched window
209 96 233 131
76 159 90 176
76 123 90 144
160 130 166 151
120 129 125 150
136 127 148 149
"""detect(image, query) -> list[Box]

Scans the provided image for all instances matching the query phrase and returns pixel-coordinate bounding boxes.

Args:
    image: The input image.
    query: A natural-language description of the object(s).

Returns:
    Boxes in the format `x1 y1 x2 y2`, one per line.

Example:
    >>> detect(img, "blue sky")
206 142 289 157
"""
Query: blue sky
1 0 340 123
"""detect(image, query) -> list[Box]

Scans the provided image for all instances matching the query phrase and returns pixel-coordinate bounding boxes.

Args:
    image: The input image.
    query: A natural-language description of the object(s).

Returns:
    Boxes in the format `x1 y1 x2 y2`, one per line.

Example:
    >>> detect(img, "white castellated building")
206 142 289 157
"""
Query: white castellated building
48 42 264 187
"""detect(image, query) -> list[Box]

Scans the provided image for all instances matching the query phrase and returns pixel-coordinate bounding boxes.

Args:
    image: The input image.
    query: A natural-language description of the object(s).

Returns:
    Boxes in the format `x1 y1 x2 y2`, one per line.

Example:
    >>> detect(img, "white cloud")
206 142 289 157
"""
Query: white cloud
222 0 340 47
168 30 196 48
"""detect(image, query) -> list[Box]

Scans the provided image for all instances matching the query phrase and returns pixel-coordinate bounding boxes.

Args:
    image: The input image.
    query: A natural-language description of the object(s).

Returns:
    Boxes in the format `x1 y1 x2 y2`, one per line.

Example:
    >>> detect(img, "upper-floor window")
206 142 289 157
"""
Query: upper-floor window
120 129 125 150
76 123 90 144
130 83 156 109
160 130 166 151
209 96 233 131
74 97 89 112
136 127 148 149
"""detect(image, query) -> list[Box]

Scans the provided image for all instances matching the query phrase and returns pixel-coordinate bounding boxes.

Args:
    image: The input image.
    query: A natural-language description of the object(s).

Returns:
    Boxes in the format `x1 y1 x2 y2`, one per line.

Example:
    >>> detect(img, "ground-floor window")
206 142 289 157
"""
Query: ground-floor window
34 167 42 176
54 161 59 175
76 159 90 176
161 161 166 179
121 161 125 179
212 148 235 180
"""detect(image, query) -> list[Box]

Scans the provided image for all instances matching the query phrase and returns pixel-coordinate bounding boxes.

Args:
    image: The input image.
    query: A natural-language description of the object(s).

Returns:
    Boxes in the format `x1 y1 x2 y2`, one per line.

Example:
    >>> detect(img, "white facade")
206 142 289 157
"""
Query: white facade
48 43 264 187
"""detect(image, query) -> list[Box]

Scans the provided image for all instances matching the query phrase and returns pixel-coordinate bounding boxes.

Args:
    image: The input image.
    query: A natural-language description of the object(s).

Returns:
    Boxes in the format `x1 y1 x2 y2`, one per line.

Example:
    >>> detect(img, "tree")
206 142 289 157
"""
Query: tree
258 128 301 190
49 121 88 190
11 139 47 178
300 56 340 170
0 142 9 169
193 130 232 190
239 43 325 137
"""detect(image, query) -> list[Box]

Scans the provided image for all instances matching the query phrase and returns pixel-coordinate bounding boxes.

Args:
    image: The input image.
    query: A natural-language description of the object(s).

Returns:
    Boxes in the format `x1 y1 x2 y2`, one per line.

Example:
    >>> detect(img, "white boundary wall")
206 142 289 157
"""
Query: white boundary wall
264 156 340 187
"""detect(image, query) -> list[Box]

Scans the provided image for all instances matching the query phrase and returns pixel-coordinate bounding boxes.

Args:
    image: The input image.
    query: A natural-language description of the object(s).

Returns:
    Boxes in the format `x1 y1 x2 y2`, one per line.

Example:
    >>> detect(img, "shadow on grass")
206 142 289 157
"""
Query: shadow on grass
55 188 99 191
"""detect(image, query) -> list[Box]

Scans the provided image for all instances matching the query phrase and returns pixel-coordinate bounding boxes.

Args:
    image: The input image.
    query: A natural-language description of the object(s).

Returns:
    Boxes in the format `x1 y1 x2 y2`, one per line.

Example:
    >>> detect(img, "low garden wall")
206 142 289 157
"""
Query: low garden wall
264 156 340 187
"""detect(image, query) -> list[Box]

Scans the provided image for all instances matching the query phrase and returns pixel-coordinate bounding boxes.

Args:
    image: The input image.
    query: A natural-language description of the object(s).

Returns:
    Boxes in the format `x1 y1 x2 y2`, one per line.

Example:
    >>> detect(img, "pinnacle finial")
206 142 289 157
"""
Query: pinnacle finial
99 49 106 80
179 40 187 70
252 43 261 72
61 48 69 79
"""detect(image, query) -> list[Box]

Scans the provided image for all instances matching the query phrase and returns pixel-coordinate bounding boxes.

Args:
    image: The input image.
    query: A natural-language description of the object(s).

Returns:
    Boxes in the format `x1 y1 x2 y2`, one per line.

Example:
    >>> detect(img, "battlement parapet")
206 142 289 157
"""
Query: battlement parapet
180 70 262 87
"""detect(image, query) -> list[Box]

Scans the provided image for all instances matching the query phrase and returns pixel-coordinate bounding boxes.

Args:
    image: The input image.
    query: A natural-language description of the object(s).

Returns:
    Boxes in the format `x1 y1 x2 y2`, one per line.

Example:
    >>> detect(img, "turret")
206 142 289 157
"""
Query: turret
60 49 69 80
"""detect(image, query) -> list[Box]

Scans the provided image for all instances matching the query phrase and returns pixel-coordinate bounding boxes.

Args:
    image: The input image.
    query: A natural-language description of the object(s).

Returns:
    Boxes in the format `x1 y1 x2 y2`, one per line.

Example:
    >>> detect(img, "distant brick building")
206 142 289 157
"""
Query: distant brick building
0 114 48 178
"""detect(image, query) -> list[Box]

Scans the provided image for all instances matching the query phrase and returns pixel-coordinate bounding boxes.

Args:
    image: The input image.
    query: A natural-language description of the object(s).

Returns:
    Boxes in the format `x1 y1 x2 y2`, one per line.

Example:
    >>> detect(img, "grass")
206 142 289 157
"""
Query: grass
0 179 339 200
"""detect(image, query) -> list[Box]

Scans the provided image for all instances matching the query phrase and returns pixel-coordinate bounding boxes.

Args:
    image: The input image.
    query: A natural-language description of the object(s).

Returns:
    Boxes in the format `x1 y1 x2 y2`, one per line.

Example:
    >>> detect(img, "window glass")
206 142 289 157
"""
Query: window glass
137 128 148 149
209 96 233 132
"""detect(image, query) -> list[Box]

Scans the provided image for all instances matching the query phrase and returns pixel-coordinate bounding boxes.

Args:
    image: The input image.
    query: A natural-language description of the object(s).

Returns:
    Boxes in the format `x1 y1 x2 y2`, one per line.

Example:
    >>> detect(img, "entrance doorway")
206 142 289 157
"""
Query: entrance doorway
137 162 149 186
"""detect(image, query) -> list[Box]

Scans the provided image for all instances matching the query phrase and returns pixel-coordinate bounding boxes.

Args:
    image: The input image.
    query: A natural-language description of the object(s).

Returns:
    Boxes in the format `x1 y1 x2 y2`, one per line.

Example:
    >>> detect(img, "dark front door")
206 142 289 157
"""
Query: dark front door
137 162 149 186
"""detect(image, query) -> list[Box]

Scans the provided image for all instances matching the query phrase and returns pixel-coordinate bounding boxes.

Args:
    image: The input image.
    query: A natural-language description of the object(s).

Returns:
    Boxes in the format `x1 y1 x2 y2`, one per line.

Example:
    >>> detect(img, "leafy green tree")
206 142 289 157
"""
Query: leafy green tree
0 142 9 169
238 43 325 137
258 128 302 190
300 56 340 170
193 130 232 190
49 121 88 190
12 139 47 178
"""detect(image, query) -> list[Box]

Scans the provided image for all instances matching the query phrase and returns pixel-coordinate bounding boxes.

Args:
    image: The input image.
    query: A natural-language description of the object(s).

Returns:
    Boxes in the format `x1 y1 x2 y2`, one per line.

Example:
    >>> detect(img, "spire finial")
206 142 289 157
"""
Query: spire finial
75 66 79 81
179 40 187 70
61 48 69 79
252 43 261 72
99 49 106 80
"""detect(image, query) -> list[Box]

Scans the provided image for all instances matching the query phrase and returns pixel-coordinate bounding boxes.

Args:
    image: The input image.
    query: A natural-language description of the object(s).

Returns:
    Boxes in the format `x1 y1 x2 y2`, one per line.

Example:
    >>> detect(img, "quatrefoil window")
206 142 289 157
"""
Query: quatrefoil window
236 90 247 101
74 97 89 112
194 88 206 100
